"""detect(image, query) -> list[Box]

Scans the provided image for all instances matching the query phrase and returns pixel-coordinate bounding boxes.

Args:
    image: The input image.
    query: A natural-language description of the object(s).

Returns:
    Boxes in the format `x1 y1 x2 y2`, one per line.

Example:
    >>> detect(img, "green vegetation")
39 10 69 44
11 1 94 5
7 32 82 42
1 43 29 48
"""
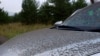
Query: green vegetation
0 9 10 24
0 23 51 39
38 2 55 24
72 0 87 12
48 0 72 21
21 0 38 24
0 0 88 39
11 0 87 24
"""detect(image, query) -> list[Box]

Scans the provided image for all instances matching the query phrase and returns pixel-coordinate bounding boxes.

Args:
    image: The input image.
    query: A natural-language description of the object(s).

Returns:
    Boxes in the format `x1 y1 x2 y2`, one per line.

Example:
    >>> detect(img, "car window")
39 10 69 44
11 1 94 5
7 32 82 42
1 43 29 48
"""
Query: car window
63 3 100 28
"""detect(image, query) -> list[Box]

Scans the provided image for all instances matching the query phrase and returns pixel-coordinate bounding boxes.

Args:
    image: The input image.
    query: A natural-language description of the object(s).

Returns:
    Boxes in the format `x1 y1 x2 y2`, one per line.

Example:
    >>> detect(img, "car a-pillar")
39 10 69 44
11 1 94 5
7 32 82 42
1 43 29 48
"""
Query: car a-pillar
90 0 100 4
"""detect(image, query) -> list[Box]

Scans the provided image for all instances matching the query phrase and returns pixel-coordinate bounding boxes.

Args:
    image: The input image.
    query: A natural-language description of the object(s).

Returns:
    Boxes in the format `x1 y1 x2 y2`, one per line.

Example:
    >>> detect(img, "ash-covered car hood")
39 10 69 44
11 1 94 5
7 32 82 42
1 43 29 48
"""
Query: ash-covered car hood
0 28 100 56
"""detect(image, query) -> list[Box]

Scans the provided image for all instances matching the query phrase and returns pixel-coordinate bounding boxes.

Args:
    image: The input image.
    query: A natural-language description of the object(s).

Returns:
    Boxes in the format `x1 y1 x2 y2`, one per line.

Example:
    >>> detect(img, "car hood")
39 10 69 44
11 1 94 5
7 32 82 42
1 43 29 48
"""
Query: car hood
0 28 100 56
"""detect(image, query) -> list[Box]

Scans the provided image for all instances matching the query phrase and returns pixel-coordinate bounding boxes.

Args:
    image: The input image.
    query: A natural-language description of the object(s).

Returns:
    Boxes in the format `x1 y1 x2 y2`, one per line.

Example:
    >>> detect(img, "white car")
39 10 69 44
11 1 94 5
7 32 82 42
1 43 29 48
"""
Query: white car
0 2 100 56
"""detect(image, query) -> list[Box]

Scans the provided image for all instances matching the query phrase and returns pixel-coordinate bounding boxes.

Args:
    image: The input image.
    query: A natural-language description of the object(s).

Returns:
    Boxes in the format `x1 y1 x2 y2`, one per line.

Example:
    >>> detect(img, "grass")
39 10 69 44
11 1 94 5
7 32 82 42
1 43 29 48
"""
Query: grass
0 23 52 39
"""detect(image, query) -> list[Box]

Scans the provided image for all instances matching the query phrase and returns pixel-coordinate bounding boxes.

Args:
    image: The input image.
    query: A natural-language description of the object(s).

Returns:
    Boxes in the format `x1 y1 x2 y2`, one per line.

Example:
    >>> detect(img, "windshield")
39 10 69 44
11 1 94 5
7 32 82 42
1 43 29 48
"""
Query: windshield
62 2 100 30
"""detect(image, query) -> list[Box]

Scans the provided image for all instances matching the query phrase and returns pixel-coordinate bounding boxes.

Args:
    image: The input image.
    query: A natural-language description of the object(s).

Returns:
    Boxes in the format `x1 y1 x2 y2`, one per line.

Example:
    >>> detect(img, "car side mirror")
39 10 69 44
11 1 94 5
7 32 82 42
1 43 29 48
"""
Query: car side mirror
54 21 63 26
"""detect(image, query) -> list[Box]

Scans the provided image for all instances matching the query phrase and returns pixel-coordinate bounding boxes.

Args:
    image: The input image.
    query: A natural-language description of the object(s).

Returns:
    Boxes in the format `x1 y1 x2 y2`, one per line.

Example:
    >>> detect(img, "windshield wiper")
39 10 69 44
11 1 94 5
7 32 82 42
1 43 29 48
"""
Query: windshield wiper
51 25 82 31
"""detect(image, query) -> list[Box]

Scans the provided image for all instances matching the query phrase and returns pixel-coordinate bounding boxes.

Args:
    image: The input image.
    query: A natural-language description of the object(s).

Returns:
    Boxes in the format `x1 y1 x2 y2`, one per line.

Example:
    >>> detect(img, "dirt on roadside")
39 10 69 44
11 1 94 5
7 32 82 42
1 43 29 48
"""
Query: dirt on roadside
0 36 8 45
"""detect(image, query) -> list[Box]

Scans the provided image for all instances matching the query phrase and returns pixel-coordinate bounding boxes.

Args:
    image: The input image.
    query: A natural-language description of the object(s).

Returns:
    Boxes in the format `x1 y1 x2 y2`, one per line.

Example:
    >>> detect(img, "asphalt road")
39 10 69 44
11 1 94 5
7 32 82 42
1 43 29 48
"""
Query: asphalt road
0 28 100 56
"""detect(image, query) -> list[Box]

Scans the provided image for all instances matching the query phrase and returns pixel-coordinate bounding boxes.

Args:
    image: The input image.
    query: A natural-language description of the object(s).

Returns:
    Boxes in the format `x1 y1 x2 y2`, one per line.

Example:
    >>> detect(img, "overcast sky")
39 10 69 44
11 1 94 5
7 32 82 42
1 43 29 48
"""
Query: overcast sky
0 0 90 13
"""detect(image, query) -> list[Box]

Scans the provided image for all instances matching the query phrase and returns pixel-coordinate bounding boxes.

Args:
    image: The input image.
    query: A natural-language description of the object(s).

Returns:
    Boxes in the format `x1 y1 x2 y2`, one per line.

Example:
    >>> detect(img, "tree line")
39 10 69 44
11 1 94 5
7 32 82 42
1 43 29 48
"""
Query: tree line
0 0 87 25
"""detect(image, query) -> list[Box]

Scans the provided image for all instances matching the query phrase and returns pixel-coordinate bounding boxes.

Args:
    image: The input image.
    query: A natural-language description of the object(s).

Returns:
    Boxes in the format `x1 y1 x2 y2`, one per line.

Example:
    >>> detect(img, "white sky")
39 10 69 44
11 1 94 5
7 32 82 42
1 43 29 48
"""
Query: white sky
0 0 90 13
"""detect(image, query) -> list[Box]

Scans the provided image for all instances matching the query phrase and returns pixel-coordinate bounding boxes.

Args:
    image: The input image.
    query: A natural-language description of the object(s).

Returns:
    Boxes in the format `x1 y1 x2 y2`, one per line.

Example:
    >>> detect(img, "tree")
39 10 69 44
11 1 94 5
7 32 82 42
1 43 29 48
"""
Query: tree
12 13 23 22
21 0 38 24
38 2 55 24
0 2 10 24
72 0 87 12
48 0 72 23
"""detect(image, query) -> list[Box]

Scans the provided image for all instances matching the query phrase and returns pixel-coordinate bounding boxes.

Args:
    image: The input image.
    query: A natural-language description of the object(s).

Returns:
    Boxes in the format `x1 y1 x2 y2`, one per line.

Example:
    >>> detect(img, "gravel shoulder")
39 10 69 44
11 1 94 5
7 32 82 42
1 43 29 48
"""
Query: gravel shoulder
0 36 8 45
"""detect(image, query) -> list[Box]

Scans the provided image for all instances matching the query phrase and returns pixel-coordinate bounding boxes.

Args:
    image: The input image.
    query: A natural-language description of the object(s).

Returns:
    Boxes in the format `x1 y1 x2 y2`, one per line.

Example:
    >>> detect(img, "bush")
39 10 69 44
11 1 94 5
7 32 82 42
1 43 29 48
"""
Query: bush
0 9 10 24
